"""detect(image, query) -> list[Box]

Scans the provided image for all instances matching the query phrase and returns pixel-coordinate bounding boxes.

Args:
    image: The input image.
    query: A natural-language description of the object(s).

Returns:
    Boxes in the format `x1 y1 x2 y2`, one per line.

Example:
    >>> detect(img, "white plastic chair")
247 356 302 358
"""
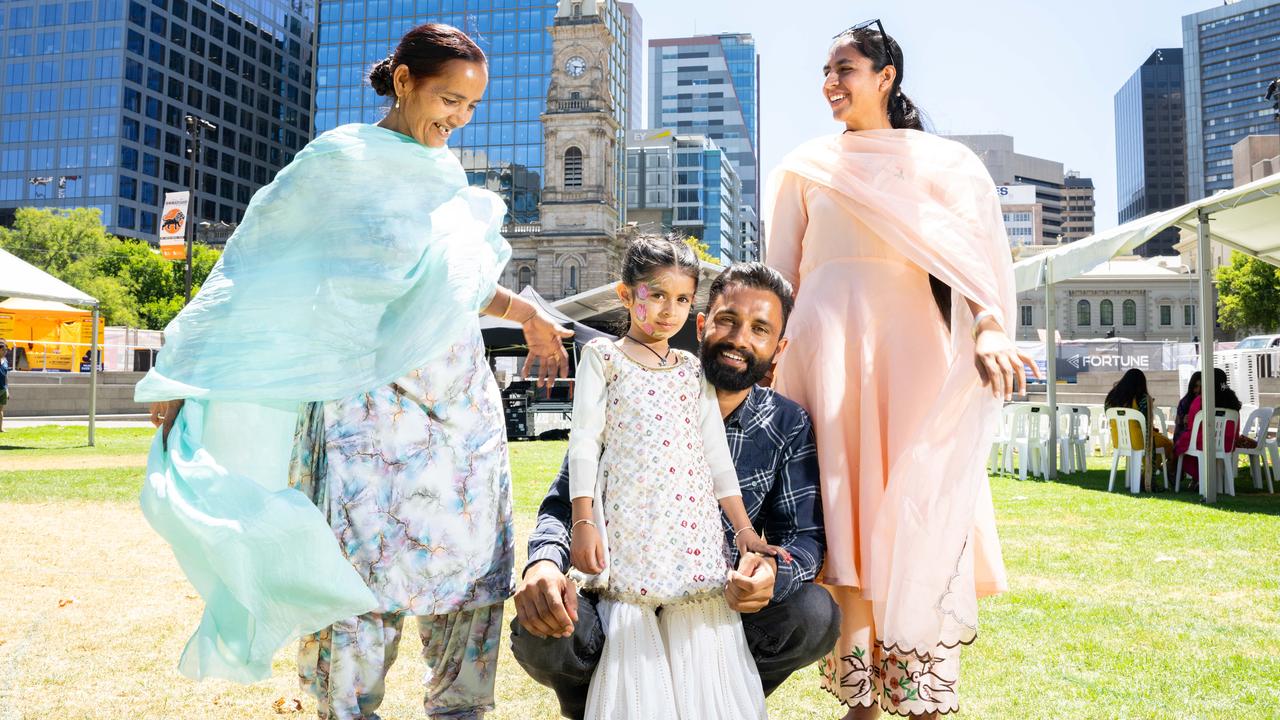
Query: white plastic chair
1106 408 1165 493
1234 406 1273 492
1150 405 1174 482
989 405 1017 474
1153 406 1170 437
1057 405 1091 475
1007 404 1051 480
1263 406 1280 492
1174 408 1241 497
1089 404 1111 457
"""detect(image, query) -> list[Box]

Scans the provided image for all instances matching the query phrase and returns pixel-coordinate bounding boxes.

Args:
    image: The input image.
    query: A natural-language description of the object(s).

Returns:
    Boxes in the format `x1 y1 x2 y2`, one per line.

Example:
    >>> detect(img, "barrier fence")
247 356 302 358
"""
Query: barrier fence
2 338 160 373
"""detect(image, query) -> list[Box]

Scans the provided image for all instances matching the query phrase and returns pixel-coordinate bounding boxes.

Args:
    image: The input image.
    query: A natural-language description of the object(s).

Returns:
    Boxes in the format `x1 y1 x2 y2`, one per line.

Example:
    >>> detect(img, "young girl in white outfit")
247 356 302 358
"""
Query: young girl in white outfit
568 235 784 720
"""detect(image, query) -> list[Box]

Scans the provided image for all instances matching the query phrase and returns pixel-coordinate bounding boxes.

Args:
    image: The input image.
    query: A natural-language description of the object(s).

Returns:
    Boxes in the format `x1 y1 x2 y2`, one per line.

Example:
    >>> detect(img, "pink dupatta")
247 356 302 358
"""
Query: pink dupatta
771 129 1016 655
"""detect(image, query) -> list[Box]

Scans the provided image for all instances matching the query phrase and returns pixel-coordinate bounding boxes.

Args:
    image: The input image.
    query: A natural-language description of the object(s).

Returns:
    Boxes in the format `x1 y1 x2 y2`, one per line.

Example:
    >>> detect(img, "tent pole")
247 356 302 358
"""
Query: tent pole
1045 259 1058 480
89 307 99 447
1197 210 1217 503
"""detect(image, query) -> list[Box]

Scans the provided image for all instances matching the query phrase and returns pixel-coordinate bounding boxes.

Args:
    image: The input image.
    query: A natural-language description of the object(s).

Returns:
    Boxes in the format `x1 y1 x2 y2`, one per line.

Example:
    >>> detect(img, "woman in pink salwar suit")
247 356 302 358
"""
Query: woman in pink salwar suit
765 22 1037 719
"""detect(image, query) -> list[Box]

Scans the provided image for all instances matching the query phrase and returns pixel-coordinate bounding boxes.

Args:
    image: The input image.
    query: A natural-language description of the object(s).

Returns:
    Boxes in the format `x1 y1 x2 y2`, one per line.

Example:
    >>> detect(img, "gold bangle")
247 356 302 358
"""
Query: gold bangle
499 292 514 320
571 518 596 535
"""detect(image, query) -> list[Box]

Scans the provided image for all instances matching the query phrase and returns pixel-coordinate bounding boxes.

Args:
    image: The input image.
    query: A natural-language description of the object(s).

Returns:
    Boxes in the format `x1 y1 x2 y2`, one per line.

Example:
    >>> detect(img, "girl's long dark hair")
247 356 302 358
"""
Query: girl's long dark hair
1104 368 1149 409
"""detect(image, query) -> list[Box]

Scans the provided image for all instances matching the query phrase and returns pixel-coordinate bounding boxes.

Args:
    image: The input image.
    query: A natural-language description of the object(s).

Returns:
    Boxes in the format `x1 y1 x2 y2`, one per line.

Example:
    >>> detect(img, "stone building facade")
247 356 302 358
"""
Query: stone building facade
1015 255 1203 342
503 0 631 301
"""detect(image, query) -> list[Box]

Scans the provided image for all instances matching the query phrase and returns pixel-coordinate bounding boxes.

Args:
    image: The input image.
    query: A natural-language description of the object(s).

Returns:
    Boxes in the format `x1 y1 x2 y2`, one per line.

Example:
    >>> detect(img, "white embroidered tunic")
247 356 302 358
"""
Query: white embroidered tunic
567 337 740 604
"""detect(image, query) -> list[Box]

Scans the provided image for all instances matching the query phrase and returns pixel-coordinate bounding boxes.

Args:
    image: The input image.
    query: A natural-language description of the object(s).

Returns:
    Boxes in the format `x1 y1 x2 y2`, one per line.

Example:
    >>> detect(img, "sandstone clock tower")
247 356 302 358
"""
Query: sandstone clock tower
505 0 626 301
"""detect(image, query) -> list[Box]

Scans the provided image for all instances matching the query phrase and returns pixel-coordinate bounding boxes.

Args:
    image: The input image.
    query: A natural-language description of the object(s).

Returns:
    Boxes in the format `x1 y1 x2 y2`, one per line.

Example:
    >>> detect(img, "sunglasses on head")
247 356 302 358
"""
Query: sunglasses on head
833 18 895 69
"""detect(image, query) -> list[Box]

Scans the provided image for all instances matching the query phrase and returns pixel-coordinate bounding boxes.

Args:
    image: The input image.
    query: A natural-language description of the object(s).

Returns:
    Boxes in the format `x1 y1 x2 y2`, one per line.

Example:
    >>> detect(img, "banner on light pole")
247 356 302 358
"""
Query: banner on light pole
159 191 190 260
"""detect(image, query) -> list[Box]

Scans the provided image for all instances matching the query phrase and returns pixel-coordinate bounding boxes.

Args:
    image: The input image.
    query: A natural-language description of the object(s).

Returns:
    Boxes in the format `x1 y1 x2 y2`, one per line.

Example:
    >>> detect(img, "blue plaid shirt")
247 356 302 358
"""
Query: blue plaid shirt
526 385 824 602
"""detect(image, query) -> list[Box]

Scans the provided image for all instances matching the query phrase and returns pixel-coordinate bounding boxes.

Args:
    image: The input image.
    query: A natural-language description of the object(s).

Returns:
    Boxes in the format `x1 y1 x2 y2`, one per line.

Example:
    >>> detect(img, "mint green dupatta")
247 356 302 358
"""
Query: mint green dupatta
135 124 511 682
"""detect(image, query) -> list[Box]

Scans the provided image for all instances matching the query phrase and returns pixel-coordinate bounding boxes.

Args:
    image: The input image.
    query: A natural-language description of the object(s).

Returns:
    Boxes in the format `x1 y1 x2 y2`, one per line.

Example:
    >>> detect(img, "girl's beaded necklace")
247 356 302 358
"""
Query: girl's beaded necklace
624 334 673 367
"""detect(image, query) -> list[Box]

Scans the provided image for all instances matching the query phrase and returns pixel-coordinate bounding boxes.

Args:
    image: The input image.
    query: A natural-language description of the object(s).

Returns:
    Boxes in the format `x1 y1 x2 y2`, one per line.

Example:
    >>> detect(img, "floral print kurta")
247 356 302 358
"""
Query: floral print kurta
290 323 515 615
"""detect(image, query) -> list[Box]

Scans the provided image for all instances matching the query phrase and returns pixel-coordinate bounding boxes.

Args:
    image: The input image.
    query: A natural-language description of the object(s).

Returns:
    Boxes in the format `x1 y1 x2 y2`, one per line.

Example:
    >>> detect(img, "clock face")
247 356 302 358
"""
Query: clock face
566 56 587 77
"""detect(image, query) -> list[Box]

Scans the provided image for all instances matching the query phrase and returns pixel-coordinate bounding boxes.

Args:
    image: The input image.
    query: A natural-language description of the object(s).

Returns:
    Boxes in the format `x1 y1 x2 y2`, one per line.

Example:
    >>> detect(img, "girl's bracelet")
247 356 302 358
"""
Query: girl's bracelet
571 519 596 535
732 526 757 546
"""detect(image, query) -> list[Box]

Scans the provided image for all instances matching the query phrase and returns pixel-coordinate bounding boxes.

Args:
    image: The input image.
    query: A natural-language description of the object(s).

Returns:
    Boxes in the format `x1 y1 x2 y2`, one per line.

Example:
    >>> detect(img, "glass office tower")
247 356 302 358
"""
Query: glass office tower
0 0 317 240
316 0 634 225
1182 0 1280 198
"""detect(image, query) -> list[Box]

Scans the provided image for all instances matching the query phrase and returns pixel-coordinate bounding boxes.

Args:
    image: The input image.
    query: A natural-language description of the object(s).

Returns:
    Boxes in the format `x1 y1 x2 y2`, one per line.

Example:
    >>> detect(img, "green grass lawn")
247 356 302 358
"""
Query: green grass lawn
0 424 156 458
2 427 1278 719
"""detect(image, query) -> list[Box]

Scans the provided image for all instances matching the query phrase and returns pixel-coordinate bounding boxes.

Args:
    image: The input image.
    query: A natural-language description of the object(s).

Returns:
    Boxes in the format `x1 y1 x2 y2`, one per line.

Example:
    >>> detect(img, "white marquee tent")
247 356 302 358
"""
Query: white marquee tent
0 247 101 444
1014 171 1280 501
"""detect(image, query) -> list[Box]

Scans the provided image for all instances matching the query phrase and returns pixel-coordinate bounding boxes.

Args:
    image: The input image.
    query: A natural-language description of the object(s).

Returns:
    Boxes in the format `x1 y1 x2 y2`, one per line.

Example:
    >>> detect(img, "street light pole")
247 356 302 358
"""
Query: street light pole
1267 77 1280 136
183 114 216 303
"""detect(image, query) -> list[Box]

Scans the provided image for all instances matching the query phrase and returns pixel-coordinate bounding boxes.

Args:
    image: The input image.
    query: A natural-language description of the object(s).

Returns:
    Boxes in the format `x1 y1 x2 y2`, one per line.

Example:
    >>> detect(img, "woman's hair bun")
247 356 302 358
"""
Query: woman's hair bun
369 57 395 96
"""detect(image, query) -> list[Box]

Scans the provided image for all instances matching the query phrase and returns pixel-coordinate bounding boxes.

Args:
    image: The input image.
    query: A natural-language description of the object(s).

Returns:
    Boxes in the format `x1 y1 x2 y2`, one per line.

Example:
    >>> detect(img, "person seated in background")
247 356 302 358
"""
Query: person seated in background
1104 368 1175 491
1172 368 1254 491
0 339 9 433
1171 371 1202 453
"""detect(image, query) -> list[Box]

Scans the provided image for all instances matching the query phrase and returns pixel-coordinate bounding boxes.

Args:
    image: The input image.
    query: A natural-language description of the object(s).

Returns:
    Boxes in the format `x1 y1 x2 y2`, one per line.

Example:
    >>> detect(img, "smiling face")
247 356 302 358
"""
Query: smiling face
822 40 894 131
391 59 487 147
617 269 697 343
697 284 787 392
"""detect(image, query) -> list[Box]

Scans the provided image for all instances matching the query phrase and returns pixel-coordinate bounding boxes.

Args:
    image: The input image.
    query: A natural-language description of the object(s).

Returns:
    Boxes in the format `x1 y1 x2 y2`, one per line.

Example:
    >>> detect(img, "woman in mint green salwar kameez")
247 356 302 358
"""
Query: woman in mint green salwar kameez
138 24 570 720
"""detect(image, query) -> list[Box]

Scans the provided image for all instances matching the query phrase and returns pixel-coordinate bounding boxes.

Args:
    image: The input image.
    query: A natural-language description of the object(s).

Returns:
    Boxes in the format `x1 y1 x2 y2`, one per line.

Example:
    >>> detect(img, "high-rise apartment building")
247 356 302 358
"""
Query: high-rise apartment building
1061 172 1095 243
648 33 759 222
1182 0 1280 198
625 128 742 263
946 134 1066 244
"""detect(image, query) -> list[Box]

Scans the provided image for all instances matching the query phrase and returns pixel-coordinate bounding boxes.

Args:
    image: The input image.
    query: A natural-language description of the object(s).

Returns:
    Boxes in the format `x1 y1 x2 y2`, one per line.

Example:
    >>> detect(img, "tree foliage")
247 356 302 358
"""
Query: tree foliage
1216 251 1280 334
0 207 220 329
682 235 718 265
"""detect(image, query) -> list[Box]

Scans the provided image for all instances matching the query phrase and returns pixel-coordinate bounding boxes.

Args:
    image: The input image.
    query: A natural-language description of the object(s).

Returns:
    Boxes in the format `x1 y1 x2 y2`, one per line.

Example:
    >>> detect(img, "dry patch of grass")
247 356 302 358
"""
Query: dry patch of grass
0 502 569 720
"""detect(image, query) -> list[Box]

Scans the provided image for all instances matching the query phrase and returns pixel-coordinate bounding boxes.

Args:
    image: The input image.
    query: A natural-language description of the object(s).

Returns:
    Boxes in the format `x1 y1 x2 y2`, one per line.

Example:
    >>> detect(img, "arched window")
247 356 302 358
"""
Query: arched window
517 265 533 290
1100 299 1114 326
563 146 583 189
563 262 579 295
1122 299 1137 326
1077 299 1091 326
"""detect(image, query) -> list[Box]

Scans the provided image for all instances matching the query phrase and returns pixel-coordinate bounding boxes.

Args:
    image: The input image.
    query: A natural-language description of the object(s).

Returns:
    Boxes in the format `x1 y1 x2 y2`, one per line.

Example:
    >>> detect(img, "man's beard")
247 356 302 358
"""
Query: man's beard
700 339 773 392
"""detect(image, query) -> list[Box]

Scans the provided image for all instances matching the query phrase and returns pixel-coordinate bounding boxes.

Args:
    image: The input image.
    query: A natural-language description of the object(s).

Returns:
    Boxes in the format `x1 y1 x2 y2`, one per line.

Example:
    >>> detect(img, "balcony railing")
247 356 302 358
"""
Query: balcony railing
543 186 607 204
548 98 607 114
501 223 542 236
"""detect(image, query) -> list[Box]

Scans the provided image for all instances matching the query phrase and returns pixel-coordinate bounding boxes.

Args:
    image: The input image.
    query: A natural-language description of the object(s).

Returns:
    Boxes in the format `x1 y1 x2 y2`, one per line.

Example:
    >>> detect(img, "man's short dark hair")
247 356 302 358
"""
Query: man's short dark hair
706 262 795 333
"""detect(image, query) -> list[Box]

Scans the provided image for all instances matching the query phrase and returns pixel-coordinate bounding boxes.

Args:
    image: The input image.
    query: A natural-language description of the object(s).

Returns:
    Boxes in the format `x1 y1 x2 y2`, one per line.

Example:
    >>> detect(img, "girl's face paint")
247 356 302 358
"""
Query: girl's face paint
634 286 655 334
626 270 696 342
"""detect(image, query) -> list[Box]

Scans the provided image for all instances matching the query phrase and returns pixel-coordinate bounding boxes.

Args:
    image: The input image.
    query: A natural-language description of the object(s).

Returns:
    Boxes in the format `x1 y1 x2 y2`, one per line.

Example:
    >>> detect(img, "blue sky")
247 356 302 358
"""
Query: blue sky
637 0 1219 230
